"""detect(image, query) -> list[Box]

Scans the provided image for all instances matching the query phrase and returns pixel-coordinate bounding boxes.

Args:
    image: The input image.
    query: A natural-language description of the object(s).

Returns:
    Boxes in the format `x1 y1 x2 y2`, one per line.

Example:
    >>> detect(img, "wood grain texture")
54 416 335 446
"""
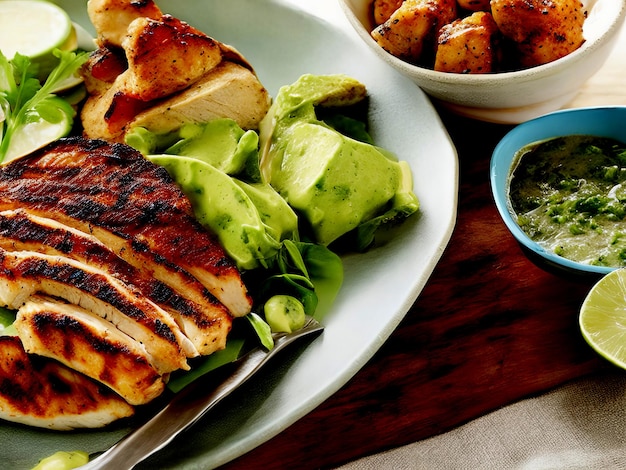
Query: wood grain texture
218 19 626 470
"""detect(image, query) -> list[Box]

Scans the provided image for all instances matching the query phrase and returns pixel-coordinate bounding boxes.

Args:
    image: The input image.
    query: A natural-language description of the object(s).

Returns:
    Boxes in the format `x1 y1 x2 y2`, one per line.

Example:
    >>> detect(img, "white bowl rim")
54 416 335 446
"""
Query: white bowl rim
339 0 626 87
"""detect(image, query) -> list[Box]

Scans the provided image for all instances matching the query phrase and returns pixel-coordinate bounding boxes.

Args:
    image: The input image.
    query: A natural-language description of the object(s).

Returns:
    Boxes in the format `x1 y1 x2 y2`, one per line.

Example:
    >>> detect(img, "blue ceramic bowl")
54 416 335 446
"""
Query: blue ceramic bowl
490 106 626 277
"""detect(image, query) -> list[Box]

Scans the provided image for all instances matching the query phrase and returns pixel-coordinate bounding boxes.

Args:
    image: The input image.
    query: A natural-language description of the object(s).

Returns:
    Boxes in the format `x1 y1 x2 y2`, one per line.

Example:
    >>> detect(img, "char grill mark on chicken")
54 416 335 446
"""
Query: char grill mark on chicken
0 335 134 430
0 137 253 318
0 209 232 355
0 247 193 374
15 295 166 405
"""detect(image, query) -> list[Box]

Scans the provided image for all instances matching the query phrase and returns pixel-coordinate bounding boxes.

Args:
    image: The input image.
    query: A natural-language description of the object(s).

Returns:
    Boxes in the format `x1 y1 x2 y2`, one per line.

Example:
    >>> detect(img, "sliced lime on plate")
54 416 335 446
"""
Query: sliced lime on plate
0 0 76 77
1 112 73 164
580 269 626 369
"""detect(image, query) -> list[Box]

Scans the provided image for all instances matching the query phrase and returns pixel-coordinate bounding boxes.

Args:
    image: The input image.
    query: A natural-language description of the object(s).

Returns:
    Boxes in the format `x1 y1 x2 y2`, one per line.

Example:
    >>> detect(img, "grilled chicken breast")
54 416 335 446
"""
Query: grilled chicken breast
0 137 253 318
0 136 254 428
81 47 128 95
0 0 264 430
128 60 271 135
16 295 165 405
0 209 232 355
81 2 271 141
0 248 194 374
123 15 224 101
88 0 163 48
0 335 134 430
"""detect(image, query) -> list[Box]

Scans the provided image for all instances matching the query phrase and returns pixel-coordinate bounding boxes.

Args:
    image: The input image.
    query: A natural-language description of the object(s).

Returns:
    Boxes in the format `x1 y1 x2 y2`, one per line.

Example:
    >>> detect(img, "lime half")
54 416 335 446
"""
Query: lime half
0 0 75 76
580 269 626 369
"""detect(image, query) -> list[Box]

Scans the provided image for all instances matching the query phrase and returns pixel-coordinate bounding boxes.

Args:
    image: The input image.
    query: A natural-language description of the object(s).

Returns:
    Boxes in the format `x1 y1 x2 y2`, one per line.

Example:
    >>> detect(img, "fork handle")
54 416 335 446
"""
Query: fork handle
80 319 323 469
82 347 269 470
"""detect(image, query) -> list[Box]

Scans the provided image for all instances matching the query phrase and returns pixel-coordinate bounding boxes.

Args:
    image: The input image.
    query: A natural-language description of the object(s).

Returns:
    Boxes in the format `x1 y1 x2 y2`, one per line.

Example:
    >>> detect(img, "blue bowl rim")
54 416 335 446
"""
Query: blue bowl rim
489 105 626 275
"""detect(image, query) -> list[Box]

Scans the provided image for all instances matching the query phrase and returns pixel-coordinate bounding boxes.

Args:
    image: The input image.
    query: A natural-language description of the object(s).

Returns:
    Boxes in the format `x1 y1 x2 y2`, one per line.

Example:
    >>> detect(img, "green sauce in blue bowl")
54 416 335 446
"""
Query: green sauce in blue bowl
490 106 626 277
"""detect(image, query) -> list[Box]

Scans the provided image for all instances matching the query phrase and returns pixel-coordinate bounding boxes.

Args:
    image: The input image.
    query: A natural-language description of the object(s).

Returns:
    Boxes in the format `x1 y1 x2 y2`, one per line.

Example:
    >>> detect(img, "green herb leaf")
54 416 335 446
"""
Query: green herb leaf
0 49 88 162
247 312 274 350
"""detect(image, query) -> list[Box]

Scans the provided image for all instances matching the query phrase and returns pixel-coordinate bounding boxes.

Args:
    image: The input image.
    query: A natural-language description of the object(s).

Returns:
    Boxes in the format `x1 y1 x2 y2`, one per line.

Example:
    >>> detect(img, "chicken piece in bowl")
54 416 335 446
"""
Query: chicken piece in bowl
491 0 586 68
339 0 626 123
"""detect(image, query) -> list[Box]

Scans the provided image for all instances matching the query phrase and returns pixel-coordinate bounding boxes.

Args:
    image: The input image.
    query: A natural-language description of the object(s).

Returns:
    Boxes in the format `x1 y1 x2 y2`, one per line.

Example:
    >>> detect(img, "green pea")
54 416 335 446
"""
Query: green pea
264 295 305 333
32 451 89 470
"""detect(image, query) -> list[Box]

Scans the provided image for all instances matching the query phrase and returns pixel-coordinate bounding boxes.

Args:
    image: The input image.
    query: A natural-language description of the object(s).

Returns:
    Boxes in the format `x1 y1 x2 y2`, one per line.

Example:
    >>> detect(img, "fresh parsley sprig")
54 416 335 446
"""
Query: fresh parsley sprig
0 49 88 162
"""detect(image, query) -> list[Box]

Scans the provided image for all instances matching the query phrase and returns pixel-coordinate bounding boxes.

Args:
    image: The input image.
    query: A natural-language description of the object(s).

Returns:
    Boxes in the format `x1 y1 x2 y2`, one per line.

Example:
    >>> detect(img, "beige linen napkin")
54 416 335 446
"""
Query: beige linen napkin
336 371 626 470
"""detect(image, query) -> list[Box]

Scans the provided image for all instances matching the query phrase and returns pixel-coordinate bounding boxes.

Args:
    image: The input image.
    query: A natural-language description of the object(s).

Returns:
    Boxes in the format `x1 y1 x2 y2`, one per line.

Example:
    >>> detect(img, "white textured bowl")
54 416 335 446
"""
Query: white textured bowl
339 0 626 123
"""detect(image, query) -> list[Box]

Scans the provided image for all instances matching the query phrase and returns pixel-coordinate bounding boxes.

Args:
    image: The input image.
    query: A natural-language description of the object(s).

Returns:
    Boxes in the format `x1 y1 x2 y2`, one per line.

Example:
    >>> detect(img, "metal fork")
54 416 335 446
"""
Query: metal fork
80 316 324 469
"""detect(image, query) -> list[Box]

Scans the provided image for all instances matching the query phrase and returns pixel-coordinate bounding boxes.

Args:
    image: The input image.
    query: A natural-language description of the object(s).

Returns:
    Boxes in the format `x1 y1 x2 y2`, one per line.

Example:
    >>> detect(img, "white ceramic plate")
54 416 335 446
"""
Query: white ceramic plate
3 0 458 468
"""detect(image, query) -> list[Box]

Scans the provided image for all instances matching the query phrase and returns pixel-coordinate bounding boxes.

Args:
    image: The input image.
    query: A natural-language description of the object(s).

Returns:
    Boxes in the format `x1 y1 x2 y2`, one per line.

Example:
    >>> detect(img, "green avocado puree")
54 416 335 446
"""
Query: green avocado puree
259 74 419 247
509 135 626 267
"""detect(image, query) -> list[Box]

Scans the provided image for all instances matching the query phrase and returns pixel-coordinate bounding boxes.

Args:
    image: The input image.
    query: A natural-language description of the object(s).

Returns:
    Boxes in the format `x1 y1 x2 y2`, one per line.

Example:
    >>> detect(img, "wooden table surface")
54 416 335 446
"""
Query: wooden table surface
220 19 626 470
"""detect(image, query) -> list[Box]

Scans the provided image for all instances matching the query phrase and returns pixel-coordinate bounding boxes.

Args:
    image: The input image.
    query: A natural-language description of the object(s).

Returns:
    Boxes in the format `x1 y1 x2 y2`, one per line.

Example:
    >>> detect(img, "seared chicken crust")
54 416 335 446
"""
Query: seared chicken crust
0 248 194 374
0 209 232 355
123 15 224 101
0 336 134 430
16 295 166 405
0 137 253 318
88 0 163 48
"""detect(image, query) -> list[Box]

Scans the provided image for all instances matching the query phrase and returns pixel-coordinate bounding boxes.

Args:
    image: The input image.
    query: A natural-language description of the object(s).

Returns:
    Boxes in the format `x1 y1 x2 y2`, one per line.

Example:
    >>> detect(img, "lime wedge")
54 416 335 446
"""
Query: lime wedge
579 269 626 369
0 0 75 77
2 114 72 164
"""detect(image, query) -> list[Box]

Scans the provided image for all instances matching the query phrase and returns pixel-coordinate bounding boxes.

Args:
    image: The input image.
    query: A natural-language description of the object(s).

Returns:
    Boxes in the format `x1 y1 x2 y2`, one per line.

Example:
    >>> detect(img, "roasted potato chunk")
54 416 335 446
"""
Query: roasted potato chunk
371 0 457 64
372 0 404 25
491 0 586 68
435 11 500 73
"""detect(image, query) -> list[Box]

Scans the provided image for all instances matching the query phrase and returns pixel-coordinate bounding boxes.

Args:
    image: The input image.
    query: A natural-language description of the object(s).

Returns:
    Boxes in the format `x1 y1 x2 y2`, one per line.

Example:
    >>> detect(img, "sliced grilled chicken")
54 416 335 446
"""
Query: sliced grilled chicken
81 47 128 95
80 55 269 141
0 248 194 374
129 60 271 135
81 4 270 141
81 13 226 140
87 0 163 48
15 295 165 405
0 137 253 317
0 335 134 430
123 15 224 101
0 209 232 355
